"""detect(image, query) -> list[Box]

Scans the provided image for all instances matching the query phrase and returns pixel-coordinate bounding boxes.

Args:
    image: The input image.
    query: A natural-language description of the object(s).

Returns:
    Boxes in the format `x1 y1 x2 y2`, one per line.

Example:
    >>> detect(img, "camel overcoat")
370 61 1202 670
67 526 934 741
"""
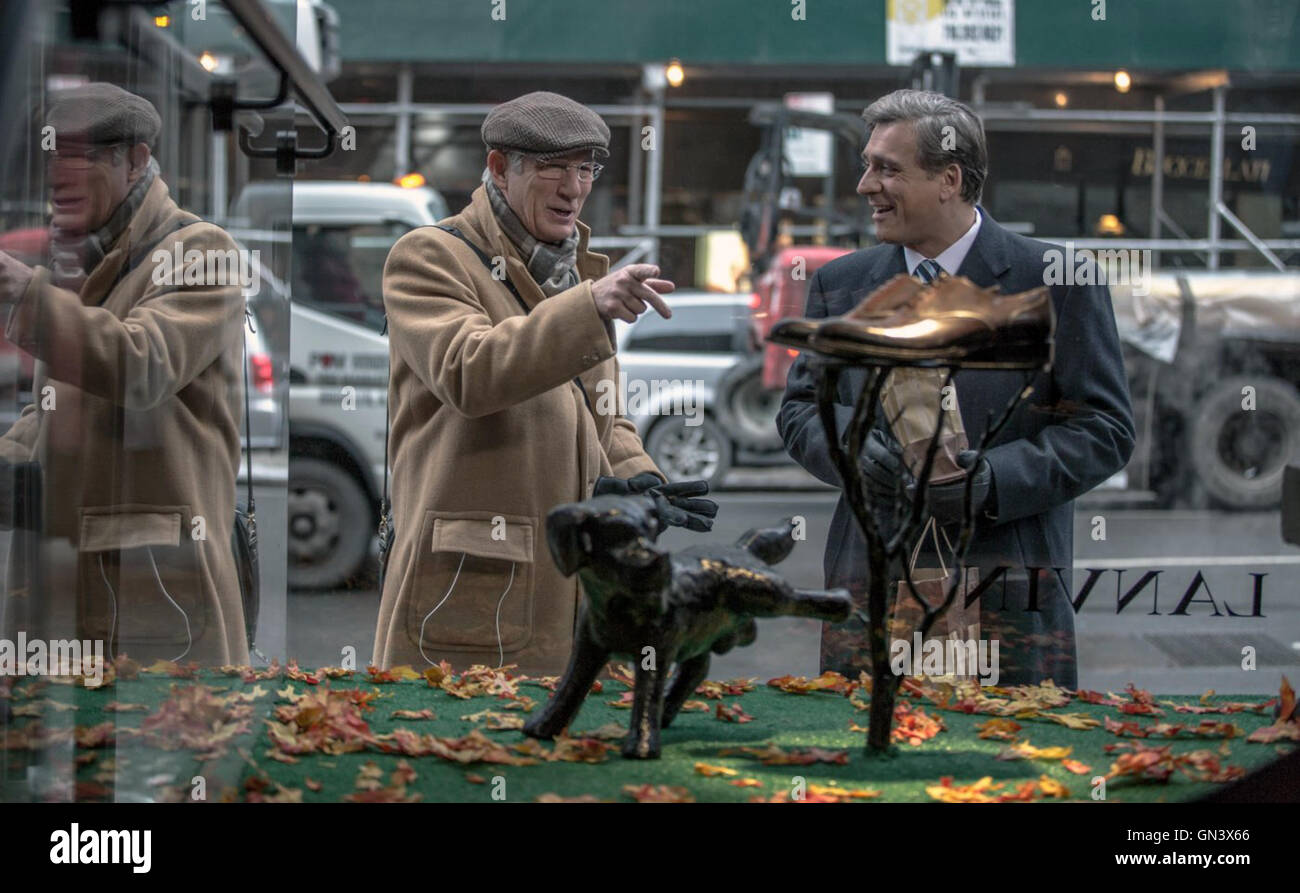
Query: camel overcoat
0 176 247 665
373 185 661 675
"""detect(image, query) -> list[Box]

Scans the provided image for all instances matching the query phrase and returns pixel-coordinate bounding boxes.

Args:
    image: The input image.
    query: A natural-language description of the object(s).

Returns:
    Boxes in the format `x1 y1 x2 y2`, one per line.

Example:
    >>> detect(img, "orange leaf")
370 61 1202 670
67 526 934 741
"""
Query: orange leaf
1279 675 1297 723
976 718 1022 740
714 701 755 724
766 672 851 695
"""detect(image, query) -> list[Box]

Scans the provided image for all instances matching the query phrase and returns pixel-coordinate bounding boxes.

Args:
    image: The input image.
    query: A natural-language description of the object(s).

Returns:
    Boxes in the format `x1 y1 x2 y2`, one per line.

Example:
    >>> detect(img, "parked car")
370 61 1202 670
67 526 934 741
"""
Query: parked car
616 292 775 487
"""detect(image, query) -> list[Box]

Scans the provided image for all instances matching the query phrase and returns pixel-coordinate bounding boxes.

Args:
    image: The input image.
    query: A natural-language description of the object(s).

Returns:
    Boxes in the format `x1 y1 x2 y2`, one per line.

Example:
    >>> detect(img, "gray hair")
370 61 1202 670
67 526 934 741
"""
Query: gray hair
862 89 987 205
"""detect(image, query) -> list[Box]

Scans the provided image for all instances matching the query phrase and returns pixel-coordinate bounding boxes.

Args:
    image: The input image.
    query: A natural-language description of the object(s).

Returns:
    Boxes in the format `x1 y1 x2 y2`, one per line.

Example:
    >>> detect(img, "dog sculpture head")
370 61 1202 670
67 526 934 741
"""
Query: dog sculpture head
546 494 672 601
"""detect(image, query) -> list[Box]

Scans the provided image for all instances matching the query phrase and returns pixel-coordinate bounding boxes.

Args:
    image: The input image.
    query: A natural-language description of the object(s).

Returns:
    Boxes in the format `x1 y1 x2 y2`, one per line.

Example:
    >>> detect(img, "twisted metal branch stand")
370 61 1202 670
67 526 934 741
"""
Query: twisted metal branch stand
811 355 1035 754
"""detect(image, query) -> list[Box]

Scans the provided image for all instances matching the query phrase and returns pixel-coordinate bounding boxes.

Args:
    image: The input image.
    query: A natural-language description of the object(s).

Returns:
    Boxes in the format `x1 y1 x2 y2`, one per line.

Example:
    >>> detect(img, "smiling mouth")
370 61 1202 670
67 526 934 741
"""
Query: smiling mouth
871 204 895 218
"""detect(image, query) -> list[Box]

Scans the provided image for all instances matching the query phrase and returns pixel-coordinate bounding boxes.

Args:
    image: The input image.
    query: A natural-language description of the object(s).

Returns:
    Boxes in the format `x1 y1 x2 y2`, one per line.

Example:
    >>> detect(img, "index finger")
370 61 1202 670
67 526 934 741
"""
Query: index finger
622 264 661 282
641 287 672 319
657 479 709 497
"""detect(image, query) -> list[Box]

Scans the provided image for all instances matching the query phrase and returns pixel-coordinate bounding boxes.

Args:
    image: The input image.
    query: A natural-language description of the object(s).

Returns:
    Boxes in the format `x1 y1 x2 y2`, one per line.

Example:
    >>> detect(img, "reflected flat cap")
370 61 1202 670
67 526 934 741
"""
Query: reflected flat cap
46 82 162 148
481 91 610 158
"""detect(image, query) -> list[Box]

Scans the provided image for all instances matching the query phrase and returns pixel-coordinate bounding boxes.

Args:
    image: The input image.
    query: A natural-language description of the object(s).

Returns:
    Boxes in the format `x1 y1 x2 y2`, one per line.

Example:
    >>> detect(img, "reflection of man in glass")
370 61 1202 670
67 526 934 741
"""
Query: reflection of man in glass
0 83 249 665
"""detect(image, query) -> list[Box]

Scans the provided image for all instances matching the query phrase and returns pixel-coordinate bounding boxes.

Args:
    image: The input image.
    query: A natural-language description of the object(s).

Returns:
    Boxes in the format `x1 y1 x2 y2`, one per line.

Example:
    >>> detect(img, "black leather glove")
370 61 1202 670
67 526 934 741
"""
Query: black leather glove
593 472 718 532
926 450 995 527
859 425 914 510
856 426 916 539
592 472 661 497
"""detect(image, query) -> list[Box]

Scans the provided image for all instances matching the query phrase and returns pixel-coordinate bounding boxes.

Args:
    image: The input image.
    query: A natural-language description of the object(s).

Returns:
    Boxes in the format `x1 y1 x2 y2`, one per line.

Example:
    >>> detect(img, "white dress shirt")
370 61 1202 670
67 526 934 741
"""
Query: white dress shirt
903 207 982 277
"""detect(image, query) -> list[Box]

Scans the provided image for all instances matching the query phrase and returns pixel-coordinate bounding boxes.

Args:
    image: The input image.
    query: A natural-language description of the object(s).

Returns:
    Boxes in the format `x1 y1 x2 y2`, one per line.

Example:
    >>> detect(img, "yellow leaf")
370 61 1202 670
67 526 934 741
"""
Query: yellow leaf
1038 775 1070 798
926 776 1001 803
694 762 738 777
142 659 180 674
999 740 1072 761
807 782 881 800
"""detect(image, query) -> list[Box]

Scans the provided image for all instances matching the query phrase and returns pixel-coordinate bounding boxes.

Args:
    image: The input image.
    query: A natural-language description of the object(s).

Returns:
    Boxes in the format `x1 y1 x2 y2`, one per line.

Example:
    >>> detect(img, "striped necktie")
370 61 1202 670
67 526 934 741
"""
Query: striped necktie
915 258 942 283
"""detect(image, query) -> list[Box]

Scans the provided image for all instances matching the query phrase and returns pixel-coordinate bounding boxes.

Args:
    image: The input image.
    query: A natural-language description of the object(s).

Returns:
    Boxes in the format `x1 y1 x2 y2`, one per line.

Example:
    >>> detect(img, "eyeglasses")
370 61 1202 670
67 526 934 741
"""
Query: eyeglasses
45 143 127 169
516 154 604 183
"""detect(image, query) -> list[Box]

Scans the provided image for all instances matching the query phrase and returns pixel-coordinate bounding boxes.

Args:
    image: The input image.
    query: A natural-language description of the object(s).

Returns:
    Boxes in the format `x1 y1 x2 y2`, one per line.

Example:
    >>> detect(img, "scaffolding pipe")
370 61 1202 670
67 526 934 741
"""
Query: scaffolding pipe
1208 85 1226 269
393 64 412 176
1151 95 1164 268
644 84 664 267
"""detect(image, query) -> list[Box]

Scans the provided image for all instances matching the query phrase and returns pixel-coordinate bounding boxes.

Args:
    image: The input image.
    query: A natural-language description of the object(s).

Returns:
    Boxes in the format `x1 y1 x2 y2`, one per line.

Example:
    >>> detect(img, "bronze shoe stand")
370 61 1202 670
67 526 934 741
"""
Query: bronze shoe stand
809 352 1037 754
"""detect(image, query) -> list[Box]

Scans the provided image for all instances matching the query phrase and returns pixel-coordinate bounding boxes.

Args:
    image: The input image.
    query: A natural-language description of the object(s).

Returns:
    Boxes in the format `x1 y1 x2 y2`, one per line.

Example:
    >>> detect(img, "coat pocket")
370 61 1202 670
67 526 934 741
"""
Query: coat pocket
406 510 535 654
76 505 208 649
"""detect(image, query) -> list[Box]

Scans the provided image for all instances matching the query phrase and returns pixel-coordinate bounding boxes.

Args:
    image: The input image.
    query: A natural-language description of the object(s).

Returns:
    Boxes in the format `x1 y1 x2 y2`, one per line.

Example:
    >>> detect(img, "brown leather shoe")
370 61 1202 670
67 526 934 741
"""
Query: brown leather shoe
768 273 926 350
812 276 1054 369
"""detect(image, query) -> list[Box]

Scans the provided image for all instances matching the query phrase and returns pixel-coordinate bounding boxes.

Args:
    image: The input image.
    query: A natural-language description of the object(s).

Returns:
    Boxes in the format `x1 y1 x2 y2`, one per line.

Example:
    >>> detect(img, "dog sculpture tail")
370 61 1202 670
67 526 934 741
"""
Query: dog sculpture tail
735 517 798 565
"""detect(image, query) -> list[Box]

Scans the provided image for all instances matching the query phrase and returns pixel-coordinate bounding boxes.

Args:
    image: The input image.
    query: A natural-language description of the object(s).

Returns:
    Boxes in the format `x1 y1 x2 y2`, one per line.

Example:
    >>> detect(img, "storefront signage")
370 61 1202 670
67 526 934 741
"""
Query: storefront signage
887 0 1015 67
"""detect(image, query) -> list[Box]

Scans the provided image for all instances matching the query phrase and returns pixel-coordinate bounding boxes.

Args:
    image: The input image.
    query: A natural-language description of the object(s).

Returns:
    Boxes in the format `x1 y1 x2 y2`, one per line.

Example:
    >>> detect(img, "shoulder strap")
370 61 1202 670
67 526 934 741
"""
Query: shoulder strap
108 216 200 295
432 224 532 316
240 308 256 519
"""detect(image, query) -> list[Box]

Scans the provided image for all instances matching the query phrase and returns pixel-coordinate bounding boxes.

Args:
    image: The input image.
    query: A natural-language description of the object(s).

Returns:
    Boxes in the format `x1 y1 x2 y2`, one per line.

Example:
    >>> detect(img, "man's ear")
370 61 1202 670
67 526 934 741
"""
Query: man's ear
126 143 151 183
940 163 963 202
486 149 510 193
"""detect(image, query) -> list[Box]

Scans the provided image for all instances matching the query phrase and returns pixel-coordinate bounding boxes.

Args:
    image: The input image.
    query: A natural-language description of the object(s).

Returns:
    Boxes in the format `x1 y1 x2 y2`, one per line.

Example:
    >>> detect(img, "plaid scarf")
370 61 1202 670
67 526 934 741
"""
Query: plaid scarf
483 171 580 297
49 158 158 293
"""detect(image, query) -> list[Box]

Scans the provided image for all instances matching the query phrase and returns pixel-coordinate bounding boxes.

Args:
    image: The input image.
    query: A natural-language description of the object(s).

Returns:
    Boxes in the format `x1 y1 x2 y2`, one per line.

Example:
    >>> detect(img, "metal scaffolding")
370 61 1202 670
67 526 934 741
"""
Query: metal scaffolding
338 67 1300 273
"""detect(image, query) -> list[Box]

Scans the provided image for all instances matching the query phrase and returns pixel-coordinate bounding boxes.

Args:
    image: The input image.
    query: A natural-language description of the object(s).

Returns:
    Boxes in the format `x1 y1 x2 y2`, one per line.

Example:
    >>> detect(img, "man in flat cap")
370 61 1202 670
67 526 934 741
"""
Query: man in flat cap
373 91 715 675
0 82 250 665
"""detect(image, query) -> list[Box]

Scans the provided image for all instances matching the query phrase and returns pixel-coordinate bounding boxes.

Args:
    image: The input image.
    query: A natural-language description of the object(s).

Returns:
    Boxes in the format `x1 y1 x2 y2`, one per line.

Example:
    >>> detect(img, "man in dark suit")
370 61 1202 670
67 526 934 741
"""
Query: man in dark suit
778 89 1136 687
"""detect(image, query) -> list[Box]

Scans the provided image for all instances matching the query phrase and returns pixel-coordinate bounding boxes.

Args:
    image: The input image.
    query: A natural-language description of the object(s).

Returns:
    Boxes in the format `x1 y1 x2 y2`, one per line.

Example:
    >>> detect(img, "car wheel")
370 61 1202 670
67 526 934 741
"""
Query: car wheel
1190 375 1300 510
287 457 373 590
716 356 785 451
645 414 733 489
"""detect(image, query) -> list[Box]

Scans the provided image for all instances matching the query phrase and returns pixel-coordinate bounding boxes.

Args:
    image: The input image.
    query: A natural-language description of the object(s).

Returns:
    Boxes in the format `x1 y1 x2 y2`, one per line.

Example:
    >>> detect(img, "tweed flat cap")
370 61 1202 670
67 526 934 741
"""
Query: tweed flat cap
46 82 162 149
482 91 610 158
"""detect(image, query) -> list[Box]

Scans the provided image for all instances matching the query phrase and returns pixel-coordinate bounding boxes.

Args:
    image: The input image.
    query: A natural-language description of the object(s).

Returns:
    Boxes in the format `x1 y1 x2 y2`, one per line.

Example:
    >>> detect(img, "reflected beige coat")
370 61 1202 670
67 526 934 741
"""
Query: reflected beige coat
372 185 660 675
0 177 247 665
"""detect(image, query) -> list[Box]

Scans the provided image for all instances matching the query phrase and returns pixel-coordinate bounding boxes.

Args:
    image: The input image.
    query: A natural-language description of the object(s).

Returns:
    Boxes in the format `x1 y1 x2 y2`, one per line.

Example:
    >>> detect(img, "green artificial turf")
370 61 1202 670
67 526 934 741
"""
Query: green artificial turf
1 668 1292 803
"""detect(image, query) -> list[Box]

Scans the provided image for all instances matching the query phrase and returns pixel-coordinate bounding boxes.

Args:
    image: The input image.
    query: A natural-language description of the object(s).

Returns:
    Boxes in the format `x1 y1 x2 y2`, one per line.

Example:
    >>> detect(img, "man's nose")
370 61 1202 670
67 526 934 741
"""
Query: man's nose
556 170 583 197
49 168 83 191
856 170 879 196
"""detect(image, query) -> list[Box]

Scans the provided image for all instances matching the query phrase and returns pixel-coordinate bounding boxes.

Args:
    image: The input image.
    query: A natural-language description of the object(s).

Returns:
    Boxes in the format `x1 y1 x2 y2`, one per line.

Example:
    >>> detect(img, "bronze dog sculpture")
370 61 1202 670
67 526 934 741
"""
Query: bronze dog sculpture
523 494 852 758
